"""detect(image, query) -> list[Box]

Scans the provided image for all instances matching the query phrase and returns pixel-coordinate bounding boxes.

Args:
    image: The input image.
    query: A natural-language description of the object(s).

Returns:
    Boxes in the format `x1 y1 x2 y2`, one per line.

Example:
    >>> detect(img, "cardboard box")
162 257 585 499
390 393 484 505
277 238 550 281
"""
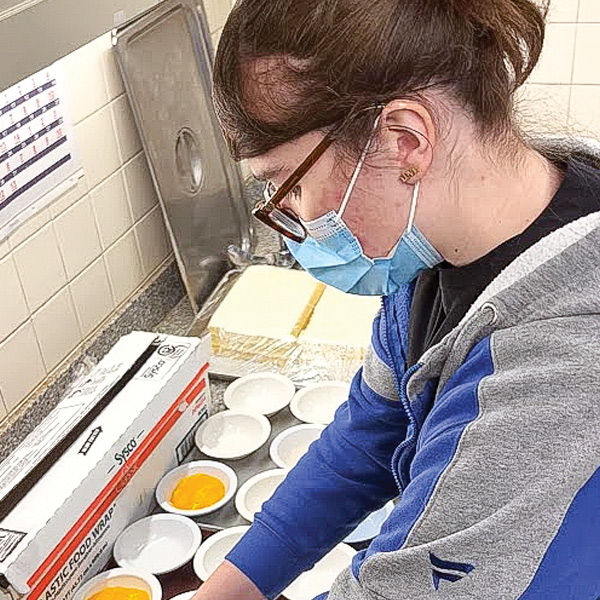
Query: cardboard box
0 332 210 600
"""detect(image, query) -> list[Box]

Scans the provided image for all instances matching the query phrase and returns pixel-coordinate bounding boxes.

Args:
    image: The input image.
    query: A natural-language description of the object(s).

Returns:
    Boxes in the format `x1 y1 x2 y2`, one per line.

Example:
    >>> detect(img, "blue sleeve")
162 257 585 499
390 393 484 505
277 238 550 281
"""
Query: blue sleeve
321 336 496 599
225 310 410 600
326 319 600 600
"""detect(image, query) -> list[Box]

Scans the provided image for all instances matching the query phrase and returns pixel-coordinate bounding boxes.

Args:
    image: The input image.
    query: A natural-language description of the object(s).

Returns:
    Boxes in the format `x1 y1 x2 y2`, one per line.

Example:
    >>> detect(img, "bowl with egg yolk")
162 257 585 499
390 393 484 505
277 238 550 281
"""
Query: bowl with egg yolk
156 460 237 517
72 568 161 600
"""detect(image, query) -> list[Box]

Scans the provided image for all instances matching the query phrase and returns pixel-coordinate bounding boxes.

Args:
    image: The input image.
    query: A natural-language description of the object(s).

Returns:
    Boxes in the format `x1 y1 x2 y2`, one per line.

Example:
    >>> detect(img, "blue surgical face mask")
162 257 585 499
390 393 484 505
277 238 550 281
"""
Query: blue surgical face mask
284 119 443 296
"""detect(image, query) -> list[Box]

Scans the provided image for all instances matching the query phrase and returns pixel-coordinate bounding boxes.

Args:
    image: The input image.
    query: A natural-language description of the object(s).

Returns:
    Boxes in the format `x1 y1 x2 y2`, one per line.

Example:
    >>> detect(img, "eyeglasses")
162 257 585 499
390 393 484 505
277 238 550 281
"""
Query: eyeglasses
251 105 384 243
252 132 335 242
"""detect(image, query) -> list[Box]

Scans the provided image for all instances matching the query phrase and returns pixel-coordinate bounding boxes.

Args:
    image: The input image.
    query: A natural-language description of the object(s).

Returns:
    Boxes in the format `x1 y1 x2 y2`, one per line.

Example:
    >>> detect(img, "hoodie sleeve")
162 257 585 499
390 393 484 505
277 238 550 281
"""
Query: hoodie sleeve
326 316 600 600
225 307 410 599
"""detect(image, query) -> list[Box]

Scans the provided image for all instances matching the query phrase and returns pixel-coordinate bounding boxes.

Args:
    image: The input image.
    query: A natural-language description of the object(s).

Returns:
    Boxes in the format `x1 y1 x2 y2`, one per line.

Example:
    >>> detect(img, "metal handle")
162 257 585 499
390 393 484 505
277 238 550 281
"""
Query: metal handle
227 235 295 268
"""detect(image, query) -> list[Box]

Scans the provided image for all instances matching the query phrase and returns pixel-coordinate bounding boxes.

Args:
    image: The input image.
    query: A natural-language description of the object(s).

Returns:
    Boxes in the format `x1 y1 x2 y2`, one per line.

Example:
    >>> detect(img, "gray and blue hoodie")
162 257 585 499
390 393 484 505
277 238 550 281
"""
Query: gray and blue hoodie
227 157 600 600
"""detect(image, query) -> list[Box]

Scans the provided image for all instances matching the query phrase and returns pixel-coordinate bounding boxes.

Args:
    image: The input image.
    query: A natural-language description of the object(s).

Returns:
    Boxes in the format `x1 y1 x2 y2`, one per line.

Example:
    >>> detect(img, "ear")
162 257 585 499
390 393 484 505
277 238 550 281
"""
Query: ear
378 99 436 182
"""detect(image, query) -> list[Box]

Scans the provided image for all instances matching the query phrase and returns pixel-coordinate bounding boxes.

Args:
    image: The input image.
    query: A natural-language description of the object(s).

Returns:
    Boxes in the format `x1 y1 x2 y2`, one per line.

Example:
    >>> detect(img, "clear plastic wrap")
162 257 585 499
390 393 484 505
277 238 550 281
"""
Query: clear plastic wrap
189 266 379 386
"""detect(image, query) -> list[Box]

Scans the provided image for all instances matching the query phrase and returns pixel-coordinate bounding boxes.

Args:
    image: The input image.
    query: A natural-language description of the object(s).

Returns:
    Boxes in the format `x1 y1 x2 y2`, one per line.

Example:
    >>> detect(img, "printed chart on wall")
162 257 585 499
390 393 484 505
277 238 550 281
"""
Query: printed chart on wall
0 64 81 241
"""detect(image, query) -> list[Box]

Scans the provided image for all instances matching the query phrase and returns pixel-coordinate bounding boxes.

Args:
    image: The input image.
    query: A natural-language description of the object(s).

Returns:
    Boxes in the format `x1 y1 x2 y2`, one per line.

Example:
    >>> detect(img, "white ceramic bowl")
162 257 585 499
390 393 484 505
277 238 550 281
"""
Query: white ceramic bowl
224 373 295 416
156 460 237 517
234 469 288 522
282 543 356 600
290 381 351 425
195 410 271 460
193 526 250 581
269 424 325 469
344 501 395 543
73 568 162 600
113 514 202 575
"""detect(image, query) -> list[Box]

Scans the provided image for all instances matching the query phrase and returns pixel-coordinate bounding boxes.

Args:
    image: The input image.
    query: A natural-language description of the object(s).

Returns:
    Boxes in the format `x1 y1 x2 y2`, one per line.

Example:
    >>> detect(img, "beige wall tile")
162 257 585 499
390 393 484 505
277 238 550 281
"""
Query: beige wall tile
529 23 577 84
573 24 600 83
32 287 82 373
124 153 159 222
0 254 29 343
70 257 115 337
203 0 232 33
0 322 46 412
8 208 51 250
54 195 102 280
516 84 571 133
110 95 142 163
57 35 109 125
0 239 8 261
100 32 126 100
569 85 600 138
12 223 67 313
74 105 121 189
0 390 7 423
49 176 89 219
105 228 144 305
548 0 580 22
135 207 171 276
239 160 253 182
90 169 133 249
579 0 600 22
211 27 223 55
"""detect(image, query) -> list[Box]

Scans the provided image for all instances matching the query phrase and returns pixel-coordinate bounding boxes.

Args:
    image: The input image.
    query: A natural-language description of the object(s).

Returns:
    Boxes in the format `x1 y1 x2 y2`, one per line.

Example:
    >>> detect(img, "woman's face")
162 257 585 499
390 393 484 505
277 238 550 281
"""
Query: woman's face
247 129 414 259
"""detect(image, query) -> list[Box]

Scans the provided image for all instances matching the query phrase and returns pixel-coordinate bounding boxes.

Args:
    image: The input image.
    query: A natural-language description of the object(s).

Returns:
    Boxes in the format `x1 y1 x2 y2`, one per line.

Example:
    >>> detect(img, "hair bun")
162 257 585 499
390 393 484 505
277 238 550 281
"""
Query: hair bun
215 0 550 158
446 0 548 88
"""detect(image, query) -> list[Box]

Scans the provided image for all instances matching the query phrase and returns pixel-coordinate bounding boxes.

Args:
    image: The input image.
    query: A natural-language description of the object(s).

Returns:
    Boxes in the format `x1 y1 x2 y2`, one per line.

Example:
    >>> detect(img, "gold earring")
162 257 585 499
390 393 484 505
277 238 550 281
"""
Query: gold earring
399 167 420 183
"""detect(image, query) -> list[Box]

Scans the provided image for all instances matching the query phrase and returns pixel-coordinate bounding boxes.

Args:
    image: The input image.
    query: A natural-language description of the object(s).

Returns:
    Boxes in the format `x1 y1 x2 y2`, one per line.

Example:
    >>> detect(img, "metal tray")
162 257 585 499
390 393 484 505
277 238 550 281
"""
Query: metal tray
181 405 372 552
189 405 303 531
113 0 253 312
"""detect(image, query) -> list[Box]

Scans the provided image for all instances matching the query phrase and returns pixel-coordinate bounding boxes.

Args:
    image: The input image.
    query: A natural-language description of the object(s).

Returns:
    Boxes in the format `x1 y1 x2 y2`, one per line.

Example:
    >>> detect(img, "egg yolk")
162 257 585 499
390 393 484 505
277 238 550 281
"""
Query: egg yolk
87 587 149 600
170 473 226 510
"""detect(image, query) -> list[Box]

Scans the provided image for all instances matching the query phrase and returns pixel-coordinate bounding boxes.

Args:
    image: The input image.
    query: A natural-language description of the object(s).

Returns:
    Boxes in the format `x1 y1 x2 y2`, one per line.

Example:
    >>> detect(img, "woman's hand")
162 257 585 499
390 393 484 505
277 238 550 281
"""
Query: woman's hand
191 560 266 600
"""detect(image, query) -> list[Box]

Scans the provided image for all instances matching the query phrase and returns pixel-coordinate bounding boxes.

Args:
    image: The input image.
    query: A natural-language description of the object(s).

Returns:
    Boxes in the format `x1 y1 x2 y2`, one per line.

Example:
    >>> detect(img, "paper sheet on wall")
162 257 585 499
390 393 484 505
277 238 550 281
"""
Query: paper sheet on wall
0 63 81 241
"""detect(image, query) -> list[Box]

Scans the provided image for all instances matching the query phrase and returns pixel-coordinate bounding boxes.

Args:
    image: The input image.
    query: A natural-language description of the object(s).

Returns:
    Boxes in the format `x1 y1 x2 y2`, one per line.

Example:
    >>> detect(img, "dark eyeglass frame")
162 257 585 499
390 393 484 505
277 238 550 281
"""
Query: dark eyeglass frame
251 105 384 243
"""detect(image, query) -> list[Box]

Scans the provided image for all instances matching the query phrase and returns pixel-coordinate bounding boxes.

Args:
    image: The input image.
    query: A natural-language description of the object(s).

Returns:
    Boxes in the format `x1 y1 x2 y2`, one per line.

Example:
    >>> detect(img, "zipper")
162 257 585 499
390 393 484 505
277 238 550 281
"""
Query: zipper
379 296 392 359
383 297 499 493
381 296 421 493
391 363 421 492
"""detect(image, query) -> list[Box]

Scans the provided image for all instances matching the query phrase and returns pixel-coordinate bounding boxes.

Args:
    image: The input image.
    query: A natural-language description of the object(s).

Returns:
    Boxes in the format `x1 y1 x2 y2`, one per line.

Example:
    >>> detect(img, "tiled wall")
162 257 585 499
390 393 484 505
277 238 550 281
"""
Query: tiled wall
0 32 171 427
209 0 598 139
0 0 596 429
519 0 600 137
204 0 236 59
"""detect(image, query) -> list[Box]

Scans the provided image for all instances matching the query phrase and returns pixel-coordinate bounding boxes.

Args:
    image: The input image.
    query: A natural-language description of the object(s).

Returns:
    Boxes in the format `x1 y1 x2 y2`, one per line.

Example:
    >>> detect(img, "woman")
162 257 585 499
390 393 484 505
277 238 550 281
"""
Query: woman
196 0 600 598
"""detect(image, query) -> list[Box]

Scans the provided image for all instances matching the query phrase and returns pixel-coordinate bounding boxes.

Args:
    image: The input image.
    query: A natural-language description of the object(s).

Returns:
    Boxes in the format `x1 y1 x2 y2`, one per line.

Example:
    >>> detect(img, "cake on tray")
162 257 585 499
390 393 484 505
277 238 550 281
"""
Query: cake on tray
208 265 380 381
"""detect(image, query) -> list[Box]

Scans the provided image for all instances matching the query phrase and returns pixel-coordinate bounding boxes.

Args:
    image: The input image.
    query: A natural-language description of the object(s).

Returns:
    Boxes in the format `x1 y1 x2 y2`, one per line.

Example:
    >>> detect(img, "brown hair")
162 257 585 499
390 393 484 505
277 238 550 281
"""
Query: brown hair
213 0 548 161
